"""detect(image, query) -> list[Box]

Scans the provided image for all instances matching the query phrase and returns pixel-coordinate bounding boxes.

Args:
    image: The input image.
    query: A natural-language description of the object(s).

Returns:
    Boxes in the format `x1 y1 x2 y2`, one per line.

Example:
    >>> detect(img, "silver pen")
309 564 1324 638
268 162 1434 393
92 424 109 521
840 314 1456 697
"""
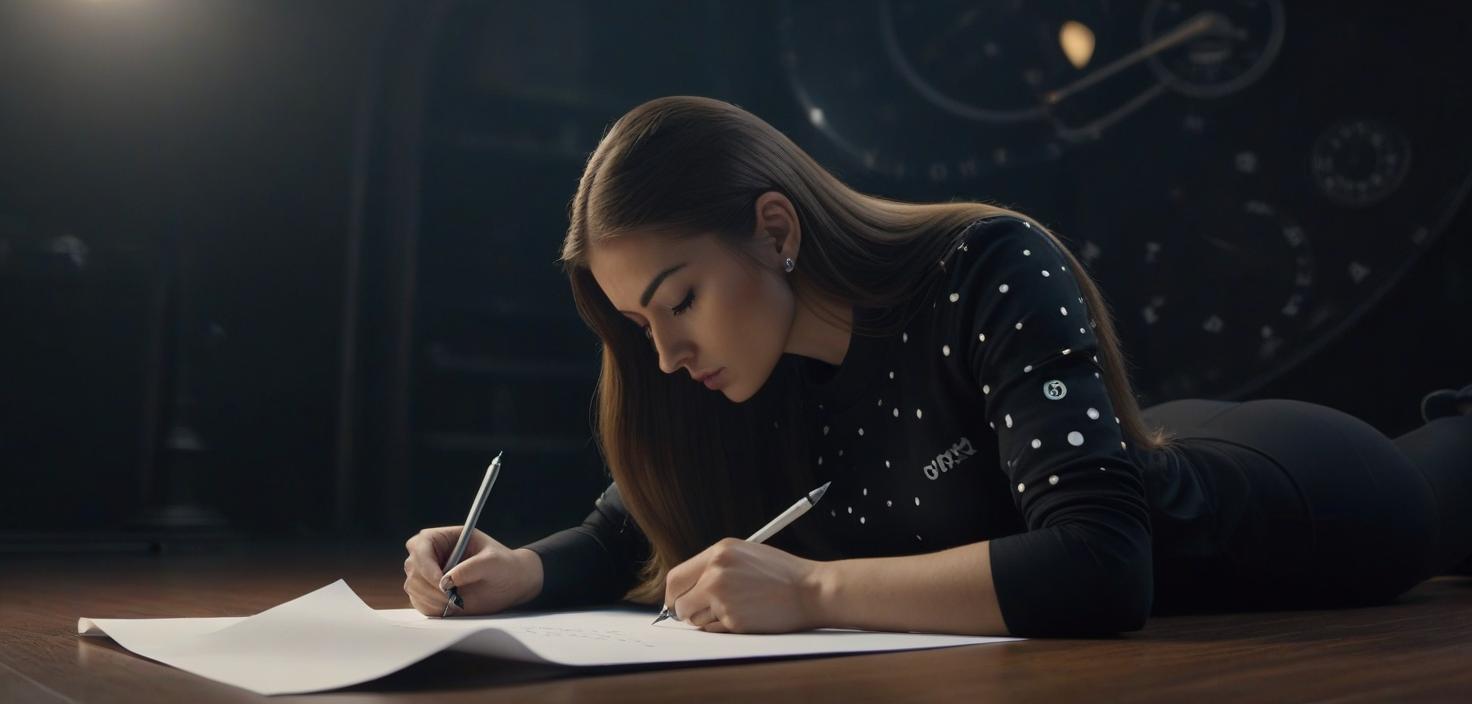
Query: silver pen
652 480 831 625
440 451 503 618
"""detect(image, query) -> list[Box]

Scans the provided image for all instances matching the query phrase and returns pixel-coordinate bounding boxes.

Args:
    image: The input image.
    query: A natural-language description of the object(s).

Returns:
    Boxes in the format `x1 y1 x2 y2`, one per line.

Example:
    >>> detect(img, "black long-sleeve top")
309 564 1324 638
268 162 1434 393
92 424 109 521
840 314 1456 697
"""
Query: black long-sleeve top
522 215 1231 637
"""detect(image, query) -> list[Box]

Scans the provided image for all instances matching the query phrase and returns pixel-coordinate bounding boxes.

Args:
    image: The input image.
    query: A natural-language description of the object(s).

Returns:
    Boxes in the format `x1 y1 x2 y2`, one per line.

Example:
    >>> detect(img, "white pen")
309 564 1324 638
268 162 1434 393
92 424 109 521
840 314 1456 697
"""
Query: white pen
652 480 831 625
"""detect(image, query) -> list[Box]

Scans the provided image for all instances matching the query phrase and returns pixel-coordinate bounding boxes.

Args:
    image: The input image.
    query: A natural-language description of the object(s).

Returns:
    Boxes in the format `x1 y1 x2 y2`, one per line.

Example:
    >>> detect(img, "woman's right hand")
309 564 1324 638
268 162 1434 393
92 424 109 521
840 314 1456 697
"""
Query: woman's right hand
402 526 544 617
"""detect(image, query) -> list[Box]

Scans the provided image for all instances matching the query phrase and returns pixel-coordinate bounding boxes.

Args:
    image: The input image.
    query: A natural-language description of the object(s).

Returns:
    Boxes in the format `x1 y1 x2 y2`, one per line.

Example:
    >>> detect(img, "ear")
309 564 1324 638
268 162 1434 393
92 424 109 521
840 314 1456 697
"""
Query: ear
753 190 800 263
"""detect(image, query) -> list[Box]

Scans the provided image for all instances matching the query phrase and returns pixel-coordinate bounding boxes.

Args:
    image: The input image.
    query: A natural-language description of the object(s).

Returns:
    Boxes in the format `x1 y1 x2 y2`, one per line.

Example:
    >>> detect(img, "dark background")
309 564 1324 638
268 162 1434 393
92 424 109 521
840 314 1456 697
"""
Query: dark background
1 0 1467 555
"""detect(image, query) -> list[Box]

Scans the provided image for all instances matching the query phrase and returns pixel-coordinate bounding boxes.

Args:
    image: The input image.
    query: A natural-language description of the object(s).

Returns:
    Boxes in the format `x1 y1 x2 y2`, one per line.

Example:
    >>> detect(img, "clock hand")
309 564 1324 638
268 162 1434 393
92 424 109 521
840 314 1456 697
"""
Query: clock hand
1043 11 1233 107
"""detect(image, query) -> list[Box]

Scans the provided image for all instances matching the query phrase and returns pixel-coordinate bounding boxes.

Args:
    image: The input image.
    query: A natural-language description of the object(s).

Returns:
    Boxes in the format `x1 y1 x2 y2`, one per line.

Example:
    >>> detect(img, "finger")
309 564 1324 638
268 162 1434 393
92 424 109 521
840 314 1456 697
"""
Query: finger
672 566 722 626
406 533 445 585
441 549 501 591
407 562 442 597
696 602 728 632
426 525 476 565
405 577 437 616
410 595 436 617
663 542 723 614
411 576 443 605
426 525 462 554
406 586 434 615
683 606 714 629
406 575 448 613
702 619 730 633
404 555 429 582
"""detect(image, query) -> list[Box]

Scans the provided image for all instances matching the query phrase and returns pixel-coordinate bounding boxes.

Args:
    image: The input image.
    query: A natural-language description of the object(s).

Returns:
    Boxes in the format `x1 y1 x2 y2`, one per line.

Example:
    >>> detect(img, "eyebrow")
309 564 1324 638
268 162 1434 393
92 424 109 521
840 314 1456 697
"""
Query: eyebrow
633 262 688 311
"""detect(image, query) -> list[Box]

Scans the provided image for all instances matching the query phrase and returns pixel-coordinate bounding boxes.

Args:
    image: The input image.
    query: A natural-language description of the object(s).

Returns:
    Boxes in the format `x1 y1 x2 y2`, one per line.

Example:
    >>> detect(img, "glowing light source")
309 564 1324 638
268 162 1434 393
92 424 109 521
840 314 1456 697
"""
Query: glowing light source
1059 20 1096 69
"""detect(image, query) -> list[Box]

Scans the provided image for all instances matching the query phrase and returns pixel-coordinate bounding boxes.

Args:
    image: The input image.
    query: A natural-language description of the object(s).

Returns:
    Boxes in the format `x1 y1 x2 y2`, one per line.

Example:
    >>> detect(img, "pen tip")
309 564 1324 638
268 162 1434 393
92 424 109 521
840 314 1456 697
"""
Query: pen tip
810 481 831 504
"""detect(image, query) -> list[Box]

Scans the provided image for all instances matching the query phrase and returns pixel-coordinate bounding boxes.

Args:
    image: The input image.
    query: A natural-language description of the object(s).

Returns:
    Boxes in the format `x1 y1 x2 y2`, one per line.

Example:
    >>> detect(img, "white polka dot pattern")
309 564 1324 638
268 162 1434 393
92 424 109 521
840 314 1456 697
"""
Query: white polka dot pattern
946 215 1139 535
773 215 1147 638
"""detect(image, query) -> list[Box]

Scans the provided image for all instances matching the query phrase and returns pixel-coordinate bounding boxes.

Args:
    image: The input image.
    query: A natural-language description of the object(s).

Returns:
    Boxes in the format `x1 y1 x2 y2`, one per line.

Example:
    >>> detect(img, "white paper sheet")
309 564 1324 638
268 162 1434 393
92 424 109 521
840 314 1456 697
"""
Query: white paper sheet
78 579 1024 696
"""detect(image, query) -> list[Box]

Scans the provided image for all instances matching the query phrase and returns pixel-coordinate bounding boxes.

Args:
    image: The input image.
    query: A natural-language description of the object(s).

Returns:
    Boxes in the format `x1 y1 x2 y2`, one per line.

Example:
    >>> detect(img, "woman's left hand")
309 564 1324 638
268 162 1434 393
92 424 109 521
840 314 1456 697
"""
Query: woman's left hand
664 538 828 634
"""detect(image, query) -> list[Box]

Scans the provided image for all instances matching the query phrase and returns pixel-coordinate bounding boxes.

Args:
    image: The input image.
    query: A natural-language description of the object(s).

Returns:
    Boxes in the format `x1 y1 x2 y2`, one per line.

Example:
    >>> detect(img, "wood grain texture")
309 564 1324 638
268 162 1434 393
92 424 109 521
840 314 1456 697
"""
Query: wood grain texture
2 543 1469 703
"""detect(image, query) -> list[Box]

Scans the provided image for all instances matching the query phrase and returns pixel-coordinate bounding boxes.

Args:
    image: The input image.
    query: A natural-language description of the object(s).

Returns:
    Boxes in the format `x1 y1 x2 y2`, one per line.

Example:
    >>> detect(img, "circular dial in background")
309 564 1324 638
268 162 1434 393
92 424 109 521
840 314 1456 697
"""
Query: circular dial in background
776 0 1472 404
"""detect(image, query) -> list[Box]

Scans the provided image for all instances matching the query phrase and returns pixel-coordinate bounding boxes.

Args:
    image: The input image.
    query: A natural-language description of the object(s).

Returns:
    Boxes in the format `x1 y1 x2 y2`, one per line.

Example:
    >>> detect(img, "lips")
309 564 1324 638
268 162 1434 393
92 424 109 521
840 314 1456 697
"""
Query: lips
694 369 720 383
695 368 726 388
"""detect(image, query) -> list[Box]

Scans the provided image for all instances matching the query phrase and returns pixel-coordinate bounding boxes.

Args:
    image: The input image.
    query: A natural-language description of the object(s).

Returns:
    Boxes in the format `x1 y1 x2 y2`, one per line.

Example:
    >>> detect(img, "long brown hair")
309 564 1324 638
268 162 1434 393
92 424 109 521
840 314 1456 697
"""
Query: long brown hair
557 95 1175 604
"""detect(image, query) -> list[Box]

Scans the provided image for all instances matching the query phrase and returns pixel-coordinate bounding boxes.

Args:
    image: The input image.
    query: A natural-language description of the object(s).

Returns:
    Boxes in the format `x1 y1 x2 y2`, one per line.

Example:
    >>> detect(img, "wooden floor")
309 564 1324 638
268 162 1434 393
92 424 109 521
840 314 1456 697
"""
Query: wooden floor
2 542 1470 703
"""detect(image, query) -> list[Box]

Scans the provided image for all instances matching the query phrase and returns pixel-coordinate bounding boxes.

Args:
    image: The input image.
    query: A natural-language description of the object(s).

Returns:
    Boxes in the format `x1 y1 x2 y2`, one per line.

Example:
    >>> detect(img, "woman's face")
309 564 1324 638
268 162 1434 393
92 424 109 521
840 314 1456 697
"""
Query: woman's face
587 215 796 403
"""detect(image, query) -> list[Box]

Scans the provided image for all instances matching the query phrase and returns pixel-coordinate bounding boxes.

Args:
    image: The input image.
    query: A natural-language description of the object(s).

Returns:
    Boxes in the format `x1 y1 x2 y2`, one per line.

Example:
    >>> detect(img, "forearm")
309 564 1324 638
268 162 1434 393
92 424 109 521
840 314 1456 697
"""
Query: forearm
517 482 649 610
811 540 1010 636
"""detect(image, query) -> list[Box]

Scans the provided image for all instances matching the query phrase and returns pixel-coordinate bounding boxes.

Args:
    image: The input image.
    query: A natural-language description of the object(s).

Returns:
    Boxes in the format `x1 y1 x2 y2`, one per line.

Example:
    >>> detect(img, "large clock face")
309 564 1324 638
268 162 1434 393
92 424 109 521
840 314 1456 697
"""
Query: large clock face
776 0 1472 403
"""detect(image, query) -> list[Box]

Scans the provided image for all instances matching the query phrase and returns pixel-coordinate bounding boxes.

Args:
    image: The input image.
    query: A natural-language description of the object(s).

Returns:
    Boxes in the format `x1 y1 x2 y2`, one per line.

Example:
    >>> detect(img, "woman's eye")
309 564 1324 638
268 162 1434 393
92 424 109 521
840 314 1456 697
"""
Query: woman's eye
670 290 695 316
636 289 694 342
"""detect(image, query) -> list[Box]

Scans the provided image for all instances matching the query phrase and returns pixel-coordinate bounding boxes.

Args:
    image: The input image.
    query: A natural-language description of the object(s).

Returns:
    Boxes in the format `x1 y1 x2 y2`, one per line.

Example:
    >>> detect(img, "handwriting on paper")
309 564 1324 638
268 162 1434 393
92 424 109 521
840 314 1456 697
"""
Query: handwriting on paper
513 625 658 648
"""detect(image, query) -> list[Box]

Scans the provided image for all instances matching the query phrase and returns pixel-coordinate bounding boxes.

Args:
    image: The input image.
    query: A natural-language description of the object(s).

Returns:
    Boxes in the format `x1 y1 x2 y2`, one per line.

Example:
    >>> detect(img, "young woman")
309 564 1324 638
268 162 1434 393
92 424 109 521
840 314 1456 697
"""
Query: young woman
402 96 1472 638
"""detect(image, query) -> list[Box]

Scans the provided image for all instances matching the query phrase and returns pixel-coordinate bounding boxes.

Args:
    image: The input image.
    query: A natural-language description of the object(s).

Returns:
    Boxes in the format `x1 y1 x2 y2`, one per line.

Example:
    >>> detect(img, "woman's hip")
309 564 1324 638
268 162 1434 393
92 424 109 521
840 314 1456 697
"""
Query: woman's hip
1142 398 1438 609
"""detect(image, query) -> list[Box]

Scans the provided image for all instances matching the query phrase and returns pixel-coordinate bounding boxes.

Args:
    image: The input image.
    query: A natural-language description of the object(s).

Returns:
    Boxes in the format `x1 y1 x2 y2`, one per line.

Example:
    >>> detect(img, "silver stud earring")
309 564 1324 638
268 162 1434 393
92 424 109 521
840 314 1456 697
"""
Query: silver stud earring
783 257 795 273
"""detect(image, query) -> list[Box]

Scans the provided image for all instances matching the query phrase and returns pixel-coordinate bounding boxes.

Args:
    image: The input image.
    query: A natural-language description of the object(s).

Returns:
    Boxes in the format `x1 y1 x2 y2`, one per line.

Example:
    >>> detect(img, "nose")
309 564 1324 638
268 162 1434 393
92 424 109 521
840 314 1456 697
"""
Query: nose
649 327 692 375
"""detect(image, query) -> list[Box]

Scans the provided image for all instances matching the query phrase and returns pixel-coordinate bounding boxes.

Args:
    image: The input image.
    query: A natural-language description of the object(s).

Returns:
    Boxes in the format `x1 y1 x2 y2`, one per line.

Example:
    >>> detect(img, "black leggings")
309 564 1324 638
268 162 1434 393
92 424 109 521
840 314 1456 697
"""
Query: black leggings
1140 398 1472 615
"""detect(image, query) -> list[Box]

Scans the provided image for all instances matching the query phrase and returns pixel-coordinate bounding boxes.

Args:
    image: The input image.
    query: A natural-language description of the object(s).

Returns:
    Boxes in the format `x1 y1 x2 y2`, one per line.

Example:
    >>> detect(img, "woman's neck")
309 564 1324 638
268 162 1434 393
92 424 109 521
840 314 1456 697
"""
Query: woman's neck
786 281 855 369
